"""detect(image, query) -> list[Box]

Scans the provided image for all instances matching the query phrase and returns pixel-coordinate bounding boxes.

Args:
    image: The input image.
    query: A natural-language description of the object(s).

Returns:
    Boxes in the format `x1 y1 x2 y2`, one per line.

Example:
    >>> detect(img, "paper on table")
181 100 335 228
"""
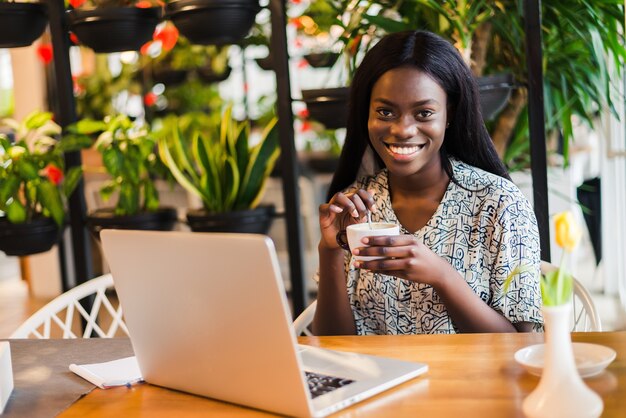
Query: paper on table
69 356 143 389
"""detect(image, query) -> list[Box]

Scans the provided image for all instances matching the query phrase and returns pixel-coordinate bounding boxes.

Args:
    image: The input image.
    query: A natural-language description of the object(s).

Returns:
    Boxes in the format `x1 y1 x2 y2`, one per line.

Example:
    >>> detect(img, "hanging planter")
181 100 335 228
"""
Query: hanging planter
0 2 47 48
86 207 178 240
0 217 61 256
186 205 274 234
67 7 161 53
303 52 339 68
165 0 260 45
476 73 516 121
301 87 349 130
196 65 232 83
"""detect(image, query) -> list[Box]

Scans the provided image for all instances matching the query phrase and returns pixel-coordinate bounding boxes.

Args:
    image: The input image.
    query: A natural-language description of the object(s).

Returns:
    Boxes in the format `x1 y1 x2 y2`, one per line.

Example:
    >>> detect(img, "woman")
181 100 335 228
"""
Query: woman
314 30 542 335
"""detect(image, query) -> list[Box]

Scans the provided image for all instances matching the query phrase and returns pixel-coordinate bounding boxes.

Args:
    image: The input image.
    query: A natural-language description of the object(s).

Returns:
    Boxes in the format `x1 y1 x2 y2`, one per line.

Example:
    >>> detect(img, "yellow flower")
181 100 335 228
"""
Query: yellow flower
554 211 581 252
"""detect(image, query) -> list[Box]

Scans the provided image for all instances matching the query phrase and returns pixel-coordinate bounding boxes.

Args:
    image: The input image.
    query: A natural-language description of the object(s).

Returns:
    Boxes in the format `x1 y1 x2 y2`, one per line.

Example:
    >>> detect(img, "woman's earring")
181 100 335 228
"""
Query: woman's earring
446 123 450 129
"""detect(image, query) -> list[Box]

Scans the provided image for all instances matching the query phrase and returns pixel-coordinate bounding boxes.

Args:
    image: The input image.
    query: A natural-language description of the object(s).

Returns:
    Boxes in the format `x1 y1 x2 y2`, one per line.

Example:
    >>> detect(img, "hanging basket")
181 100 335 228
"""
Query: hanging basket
186 205 275 234
67 7 161 53
0 2 47 48
0 216 61 256
196 65 232 84
301 87 349 130
303 52 339 68
477 73 516 121
165 0 260 45
86 207 178 240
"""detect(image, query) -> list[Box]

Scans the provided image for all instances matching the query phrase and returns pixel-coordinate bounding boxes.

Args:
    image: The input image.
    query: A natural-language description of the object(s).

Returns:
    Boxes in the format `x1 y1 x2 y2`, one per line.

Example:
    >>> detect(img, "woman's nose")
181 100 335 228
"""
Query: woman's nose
390 115 418 139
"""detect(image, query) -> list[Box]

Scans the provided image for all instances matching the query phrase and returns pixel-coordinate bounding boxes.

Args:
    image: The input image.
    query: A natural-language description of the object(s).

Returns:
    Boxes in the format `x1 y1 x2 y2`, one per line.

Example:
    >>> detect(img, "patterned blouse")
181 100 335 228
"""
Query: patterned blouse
341 158 543 334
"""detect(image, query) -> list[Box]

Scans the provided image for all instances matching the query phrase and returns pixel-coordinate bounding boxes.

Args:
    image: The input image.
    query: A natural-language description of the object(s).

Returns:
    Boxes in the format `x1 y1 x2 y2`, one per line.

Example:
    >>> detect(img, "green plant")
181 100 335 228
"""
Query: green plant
0 111 91 226
66 115 169 216
157 106 280 213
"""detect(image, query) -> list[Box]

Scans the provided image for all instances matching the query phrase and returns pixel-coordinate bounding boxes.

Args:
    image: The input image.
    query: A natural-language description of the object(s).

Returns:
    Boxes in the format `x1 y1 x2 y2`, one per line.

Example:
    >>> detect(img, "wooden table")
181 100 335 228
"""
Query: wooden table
58 332 626 417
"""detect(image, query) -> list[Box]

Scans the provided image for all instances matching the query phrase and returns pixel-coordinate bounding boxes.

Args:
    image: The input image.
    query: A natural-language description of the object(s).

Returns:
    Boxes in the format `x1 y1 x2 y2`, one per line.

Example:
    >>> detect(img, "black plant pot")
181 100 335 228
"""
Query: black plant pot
67 7 161 53
0 216 61 256
301 87 349 130
304 52 339 68
166 0 260 45
0 2 47 48
87 207 178 240
152 66 189 86
477 73 516 121
197 65 232 84
187 205 274 234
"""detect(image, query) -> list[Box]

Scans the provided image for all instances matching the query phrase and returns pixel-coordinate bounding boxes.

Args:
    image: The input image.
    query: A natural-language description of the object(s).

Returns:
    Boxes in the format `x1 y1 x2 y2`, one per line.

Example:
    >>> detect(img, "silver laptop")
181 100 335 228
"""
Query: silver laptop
100 229 427 417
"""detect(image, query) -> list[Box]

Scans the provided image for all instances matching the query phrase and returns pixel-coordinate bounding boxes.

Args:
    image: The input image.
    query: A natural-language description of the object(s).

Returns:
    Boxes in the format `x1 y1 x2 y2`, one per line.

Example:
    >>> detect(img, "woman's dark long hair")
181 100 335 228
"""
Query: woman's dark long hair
327 30 509 200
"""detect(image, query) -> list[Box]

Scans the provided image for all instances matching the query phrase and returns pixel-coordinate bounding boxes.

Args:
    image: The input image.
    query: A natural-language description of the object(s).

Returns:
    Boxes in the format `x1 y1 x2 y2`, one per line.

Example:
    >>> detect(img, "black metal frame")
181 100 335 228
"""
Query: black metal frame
43 0 550 315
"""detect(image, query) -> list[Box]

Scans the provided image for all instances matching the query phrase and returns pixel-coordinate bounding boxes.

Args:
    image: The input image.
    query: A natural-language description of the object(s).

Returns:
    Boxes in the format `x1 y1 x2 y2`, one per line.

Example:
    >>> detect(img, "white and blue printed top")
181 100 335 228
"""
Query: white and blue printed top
340 158 543 334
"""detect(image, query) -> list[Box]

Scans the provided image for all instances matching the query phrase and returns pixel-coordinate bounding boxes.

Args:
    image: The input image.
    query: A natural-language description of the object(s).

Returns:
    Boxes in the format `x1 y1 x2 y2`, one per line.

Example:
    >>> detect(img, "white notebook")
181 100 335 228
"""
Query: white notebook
69 356 143 389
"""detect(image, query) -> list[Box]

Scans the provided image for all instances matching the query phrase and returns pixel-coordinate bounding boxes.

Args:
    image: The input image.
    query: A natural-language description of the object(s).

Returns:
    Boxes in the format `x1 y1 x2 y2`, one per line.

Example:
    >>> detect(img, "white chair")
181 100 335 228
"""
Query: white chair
10 274 129 339
293 263 602 335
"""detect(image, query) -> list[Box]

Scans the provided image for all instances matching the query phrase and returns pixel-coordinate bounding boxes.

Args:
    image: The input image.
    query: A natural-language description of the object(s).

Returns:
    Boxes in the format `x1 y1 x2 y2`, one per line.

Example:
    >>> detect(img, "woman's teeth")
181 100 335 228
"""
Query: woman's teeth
387 144 424 155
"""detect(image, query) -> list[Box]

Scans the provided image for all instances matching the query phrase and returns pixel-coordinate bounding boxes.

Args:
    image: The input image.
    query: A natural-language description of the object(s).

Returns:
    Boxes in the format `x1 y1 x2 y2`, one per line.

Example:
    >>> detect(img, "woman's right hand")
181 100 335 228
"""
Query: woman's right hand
318 189 376 250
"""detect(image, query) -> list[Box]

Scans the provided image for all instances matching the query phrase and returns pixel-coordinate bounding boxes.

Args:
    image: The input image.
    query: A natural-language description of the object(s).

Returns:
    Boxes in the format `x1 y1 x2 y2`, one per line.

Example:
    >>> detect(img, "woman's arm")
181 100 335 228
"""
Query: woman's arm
312 188 375 335
312 245 356 335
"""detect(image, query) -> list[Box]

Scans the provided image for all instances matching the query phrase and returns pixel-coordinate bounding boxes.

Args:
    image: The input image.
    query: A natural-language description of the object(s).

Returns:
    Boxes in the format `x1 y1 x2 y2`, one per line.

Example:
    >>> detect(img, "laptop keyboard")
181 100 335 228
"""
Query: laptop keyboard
305 371 355 399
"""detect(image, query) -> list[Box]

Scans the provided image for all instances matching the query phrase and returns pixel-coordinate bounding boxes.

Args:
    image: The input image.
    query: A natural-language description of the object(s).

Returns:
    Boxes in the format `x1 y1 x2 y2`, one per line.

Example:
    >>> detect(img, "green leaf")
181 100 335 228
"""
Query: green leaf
24 111 53 130
63 166 83 197
37 180 64 226
102 148 123 177
17 160 39 180
6 199 27 223
157 136 204 201
0 177 20 206
237 118 280 209
57 134 94 153
99 181 116 202
142 179 159 212
70 119 107 135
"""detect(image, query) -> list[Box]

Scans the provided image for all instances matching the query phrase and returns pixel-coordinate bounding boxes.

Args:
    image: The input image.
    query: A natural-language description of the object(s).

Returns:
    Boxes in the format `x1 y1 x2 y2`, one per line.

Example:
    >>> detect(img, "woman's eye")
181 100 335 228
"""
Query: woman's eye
416 110 433 119
376 109 394 118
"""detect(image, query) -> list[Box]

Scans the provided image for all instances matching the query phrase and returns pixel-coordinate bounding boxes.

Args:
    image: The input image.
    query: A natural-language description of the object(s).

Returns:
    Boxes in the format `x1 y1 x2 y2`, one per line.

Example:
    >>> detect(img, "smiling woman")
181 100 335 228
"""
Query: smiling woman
313 30 542 336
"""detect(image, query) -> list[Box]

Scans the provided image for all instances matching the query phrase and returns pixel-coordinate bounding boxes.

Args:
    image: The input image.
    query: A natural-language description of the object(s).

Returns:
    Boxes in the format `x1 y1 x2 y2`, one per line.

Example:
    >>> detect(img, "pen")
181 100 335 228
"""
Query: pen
102 378 144 389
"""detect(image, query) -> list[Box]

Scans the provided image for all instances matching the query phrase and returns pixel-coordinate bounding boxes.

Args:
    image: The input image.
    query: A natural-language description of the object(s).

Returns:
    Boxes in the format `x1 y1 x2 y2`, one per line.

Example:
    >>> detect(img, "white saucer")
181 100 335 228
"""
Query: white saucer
515 342 616 378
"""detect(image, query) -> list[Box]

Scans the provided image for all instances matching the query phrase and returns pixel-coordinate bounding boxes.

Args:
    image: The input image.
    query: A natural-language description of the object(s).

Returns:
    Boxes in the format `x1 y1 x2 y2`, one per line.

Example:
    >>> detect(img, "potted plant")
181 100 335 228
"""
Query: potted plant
0 1 48 48
67 0 162 53
165 0 261 45
66 115 177 237
157 106 279 233
0 111 91 256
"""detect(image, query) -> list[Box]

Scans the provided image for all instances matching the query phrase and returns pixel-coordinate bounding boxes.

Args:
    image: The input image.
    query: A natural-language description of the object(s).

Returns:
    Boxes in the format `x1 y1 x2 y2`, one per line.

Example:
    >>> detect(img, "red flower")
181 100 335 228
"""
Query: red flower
69 0 85 8
69 32 80 45
135 1 153 8
297 59 309 69
300 121 312 133
140 40 154 56
144 92 158 107
289 17 304 29
298 108 309 119
36 43 53 65
154 23 179 52
44 164 64 186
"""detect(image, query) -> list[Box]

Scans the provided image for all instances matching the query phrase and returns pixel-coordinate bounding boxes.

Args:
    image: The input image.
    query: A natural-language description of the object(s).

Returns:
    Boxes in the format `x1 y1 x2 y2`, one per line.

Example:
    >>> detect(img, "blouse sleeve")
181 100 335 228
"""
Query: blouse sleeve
489 191 543 331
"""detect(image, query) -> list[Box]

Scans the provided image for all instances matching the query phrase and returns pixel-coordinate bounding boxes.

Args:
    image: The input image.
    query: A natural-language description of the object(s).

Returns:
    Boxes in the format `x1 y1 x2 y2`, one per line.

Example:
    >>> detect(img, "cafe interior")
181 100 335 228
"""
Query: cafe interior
0 0 625 417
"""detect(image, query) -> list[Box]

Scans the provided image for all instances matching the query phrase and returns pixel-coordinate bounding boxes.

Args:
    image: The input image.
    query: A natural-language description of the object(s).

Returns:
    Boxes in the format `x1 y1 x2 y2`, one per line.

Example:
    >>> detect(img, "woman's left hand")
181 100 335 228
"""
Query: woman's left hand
352 234 452 287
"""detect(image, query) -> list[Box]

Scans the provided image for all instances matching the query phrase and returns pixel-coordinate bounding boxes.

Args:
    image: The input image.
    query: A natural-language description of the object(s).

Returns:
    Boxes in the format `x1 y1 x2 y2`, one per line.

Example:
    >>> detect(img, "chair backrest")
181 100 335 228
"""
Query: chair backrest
10 274 130 339
293 299 317 336
293 263 602 335
540 261 601 332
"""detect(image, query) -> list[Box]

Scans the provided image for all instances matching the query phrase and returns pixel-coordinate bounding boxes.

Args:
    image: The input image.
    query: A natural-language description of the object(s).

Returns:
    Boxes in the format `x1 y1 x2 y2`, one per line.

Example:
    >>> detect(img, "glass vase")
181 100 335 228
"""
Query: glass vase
522 304 603 418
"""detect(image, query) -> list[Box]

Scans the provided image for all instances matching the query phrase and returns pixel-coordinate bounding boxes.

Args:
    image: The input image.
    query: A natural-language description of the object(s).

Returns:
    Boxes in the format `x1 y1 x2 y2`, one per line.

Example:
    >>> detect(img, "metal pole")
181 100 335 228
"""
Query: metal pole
523 0 551 262
47 0 94 287
269 0 306 315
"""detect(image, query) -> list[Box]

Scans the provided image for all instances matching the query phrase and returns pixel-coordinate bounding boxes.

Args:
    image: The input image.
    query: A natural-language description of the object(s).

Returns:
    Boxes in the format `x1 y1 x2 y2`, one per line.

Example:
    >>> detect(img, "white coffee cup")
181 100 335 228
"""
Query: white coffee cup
346 222 400 261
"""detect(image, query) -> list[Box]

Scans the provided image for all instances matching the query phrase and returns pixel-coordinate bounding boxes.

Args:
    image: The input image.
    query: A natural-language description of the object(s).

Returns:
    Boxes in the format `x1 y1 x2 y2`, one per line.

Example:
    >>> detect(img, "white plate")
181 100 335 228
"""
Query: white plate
515 342 616 378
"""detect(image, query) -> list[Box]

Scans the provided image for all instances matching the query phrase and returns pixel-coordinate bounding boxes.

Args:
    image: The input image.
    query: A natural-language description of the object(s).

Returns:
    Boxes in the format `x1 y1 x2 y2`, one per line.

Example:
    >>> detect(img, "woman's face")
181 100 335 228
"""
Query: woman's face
367 66 449 178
